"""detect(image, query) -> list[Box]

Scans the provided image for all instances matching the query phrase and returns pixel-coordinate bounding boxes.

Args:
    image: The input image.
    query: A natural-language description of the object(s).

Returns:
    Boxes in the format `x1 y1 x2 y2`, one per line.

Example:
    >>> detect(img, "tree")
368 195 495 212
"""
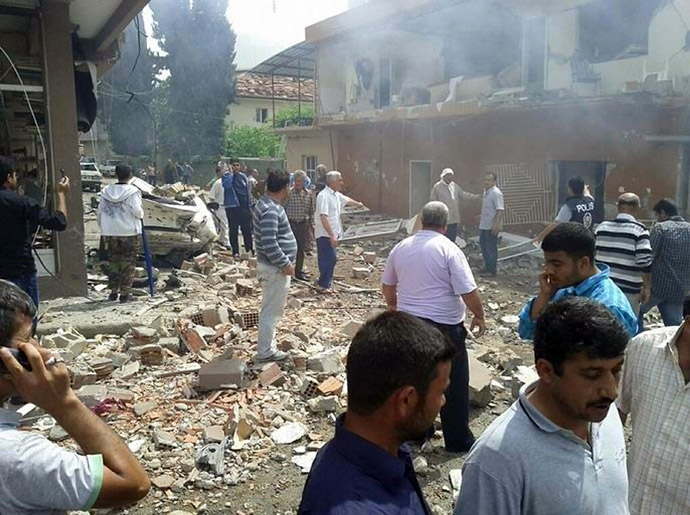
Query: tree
272 104 315 128
150 0 236 159
99 20 157 157
226 126 283 158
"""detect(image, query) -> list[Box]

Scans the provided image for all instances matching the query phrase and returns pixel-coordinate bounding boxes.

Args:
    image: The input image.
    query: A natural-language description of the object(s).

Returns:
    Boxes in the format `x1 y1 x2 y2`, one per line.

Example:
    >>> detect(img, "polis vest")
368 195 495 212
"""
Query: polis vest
565 196 595 229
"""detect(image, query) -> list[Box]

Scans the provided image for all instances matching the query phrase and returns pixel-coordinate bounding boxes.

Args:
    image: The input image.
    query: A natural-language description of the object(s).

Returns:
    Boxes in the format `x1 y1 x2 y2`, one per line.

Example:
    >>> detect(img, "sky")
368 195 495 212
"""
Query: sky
143 1 349 69
227 0 349 69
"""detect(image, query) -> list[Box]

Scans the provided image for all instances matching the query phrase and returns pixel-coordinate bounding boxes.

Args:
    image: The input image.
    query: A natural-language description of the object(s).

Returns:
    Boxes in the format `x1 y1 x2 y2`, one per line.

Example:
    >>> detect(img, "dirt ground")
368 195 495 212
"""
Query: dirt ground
36 227 543 515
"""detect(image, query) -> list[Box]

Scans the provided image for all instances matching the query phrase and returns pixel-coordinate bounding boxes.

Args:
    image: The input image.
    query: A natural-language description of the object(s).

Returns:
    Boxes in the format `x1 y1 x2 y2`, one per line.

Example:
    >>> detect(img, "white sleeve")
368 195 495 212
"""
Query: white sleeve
3 433 103 511
129 191 144 220
449 249 477 296
315 191 329 217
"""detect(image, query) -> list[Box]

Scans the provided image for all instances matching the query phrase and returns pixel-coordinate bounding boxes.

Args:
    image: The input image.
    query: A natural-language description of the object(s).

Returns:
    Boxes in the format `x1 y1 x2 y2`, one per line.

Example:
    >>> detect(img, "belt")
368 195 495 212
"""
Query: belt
289 219 309 224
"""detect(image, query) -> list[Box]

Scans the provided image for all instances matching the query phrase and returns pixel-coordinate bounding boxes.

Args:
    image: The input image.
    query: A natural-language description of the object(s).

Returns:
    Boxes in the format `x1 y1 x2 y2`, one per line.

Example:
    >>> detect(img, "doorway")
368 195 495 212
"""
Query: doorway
554 161 607 224
409 160 433 218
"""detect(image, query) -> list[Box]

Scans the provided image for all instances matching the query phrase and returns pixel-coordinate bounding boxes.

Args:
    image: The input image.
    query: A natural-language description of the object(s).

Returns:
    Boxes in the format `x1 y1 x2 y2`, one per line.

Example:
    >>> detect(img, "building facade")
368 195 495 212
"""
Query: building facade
274 0 690 230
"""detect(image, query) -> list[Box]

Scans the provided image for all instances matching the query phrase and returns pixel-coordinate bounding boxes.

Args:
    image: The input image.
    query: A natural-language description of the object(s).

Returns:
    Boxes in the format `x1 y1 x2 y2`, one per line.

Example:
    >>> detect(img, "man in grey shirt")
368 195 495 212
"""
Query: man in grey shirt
0 280 150 513
455 297 629 515
478 172 504 277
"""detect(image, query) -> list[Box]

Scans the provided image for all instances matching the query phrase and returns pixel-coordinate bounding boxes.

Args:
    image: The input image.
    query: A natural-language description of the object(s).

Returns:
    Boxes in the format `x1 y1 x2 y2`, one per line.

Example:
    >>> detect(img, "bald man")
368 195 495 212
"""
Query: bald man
595 193 652 314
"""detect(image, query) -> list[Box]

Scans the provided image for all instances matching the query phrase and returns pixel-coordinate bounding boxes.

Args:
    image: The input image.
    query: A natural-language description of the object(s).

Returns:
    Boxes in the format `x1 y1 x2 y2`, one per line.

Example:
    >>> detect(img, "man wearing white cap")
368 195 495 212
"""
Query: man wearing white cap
430 168 480 243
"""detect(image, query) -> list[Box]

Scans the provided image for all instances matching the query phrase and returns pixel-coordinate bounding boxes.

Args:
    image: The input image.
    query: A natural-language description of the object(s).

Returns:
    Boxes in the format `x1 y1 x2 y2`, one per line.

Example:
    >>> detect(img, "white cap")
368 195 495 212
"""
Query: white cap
441 168 454 178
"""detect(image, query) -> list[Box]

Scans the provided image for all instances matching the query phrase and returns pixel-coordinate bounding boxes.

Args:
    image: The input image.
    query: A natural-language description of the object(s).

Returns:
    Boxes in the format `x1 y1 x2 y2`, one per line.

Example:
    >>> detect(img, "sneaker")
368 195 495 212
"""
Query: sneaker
254 350 289 363
107 292 119 301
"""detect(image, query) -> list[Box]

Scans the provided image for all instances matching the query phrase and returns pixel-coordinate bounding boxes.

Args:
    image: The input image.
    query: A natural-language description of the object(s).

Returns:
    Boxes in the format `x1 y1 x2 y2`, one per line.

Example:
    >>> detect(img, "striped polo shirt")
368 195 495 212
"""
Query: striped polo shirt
253 195 297 269
594 214 652 294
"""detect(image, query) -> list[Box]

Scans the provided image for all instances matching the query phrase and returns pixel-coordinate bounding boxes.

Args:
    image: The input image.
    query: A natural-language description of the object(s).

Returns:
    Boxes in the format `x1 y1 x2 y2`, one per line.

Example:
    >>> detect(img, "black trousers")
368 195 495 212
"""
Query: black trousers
445 223 458 243
226 207 253 255
419 317 474 452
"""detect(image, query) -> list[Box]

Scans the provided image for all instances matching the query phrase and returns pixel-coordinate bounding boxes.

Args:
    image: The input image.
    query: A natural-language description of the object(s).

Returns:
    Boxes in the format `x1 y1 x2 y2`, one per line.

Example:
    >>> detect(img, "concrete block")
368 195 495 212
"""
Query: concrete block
353 246 364 256
43 330 85 350
236 279 254 296
339 320 363 339
300 377 319 398
307 396 340 413
69 364 97 390
352 267 370 279
307 350 342 374
108 388 134 402
203 425 225 443
202 306 229 328
198 359 247 391
153 428 177 448
119 361 140 379
362 251 376 264
134 401 157 417
468 353 492 408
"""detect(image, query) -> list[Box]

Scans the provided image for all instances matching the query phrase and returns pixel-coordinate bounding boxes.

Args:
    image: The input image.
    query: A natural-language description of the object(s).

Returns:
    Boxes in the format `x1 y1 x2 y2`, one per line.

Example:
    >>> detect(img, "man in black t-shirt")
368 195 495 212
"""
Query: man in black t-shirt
0 157 69 309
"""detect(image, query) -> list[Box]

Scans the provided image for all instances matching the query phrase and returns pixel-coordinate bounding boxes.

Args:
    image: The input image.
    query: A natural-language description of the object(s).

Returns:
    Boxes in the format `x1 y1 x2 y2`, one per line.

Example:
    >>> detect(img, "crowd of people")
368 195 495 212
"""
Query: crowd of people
0 151 689 513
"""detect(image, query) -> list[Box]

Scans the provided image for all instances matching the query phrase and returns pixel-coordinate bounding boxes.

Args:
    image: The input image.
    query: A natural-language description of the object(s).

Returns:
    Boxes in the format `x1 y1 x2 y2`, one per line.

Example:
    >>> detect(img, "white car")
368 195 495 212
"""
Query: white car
80 163 103 191
101 159 123 178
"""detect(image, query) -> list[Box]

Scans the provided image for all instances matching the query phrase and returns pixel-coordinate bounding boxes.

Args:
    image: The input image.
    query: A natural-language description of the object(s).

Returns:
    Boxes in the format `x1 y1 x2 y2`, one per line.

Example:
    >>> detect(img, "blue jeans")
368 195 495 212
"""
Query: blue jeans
7 272 39 309
639 295 684 330
316 237 338 289
479 229 498 275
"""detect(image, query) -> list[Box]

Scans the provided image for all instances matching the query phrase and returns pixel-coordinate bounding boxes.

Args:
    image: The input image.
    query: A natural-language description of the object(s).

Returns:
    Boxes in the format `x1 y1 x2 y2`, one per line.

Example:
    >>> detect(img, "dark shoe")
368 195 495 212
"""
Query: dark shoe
107 292 119 301
119 294 132 303
295 273 310 281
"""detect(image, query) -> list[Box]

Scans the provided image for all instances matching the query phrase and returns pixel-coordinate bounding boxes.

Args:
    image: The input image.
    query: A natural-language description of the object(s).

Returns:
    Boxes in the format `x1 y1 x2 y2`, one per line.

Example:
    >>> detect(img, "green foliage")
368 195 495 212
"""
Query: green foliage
149 0 236 159
272 104 315 128
226 126 283 158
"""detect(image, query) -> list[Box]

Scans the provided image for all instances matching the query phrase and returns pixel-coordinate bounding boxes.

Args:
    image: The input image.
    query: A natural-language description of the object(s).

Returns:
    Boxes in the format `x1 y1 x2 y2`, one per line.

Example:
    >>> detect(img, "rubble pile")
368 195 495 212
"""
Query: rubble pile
30 236 555 512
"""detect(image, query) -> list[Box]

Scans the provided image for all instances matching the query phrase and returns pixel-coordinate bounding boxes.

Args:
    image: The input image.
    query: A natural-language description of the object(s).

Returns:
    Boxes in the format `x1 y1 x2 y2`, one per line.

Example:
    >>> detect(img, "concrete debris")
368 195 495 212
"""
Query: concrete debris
511 365 539 399
307 396 340 413
197 359 247 391
307 350 342 374
468 351 493 408
35 226 537 511
271 422 307 445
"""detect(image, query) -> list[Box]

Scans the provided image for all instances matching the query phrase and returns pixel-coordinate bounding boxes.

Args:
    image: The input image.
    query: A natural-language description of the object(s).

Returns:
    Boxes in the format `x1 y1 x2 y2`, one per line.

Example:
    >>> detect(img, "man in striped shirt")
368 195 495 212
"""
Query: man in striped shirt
595 193 652 315
253 170 297 362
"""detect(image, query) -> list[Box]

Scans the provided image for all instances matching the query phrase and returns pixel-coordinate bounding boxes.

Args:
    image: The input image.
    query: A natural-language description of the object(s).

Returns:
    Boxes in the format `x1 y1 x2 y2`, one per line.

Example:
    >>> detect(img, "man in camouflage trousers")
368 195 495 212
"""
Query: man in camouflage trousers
98 164 144 303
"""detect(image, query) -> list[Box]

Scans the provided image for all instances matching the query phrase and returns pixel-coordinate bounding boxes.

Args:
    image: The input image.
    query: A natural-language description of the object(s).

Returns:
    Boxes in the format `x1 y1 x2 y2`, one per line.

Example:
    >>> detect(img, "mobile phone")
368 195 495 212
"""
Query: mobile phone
0 348 32 373
60 168 66 179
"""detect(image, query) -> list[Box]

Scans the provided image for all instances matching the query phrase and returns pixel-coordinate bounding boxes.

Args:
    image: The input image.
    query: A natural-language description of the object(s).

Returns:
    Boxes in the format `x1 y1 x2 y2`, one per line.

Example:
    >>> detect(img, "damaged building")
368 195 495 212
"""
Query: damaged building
257 0 690 229
0 0 149 298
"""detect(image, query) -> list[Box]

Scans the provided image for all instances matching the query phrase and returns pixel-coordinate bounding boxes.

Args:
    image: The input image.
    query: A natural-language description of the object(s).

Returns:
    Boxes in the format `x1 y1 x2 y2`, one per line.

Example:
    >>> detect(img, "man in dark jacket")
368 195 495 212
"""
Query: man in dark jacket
0 157 68 309
223 159 254 258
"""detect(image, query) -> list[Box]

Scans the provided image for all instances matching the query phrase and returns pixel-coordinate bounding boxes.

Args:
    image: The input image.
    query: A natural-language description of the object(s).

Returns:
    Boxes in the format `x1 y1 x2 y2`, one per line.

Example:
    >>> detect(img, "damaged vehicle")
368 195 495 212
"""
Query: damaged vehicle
93 178 218 267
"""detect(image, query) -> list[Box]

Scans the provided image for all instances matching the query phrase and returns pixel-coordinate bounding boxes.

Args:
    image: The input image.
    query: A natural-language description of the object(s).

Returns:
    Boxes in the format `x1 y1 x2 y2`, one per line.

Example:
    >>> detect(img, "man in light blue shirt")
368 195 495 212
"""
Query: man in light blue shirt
518 222 637 339
456 297 630 515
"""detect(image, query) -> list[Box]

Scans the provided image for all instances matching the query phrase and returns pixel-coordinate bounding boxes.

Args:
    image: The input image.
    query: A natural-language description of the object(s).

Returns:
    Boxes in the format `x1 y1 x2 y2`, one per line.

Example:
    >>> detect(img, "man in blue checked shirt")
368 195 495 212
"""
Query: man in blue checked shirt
518 223 637 339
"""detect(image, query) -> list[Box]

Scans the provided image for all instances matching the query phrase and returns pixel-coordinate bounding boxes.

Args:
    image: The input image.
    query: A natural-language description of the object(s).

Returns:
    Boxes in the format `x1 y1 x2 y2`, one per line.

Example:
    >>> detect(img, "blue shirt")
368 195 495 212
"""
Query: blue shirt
221 171 253 209
518 264 638 339
298 415 431 515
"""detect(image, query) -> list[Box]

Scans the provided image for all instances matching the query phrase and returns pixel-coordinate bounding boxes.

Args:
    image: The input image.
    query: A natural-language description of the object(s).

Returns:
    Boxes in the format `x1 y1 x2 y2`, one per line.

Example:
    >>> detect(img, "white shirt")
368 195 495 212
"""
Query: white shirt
210 178 224 205
98 183 143 237
382 230 477 324
314 186 350 239
617 324 690 515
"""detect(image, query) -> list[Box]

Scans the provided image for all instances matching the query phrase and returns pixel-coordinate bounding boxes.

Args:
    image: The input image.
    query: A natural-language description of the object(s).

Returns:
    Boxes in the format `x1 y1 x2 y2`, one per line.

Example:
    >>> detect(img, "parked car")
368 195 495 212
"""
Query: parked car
101 159 123 177
80 163 103 191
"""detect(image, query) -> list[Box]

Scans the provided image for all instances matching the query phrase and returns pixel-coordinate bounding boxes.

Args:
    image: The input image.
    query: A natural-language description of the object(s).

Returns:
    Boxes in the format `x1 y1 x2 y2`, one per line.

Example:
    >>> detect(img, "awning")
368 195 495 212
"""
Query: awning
250 41 315 79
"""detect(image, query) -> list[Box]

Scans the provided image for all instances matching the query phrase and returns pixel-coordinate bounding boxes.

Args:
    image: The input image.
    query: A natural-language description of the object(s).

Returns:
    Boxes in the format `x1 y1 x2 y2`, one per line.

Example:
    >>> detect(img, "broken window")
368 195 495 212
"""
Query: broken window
578 0 663 62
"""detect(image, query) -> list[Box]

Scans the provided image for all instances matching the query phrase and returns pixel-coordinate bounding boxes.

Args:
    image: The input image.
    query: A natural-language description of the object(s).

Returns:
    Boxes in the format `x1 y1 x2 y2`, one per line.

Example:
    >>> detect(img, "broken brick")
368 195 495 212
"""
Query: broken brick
258 363 285 387
317 377 343 396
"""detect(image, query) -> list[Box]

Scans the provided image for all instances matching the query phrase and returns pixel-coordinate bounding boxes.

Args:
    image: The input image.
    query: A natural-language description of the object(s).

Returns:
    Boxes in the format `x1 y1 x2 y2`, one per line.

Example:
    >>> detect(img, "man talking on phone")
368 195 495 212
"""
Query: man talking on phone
0 280 150 513
382 201 486 453
518 222 638 340
0 157 69 310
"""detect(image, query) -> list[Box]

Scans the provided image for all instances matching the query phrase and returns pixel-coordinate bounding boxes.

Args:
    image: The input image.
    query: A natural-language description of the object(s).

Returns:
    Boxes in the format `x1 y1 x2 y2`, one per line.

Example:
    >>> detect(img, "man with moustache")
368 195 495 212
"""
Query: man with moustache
298 311 454 514
455 297 630 514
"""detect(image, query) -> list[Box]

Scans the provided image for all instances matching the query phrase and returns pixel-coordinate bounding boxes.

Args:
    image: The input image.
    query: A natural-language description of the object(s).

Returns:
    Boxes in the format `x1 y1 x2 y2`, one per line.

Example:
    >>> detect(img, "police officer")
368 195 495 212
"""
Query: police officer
537 176 594 242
